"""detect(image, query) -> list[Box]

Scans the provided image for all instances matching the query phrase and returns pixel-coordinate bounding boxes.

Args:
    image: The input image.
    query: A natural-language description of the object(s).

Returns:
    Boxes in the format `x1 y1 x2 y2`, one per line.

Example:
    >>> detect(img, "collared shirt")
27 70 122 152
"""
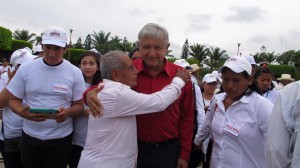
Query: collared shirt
78 78 185 168
262 89 279 104
194 92 273 168
266 81 300 168
133 59 194 160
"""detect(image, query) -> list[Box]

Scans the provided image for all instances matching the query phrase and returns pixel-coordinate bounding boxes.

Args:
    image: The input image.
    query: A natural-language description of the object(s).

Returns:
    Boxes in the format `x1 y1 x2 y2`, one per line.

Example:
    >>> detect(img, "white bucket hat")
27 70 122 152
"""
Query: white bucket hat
42 26 68 47
219 56 252 75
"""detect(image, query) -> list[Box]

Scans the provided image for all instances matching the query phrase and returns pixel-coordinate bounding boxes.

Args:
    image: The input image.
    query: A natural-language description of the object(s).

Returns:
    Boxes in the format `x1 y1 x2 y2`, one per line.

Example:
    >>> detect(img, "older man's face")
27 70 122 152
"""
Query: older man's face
117 55 138 88
139 37 169 70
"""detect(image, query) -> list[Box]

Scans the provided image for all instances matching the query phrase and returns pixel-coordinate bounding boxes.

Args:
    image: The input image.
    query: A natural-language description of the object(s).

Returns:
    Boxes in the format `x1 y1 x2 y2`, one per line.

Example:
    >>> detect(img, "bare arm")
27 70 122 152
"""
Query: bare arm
0 88 11 108
9 94 48 122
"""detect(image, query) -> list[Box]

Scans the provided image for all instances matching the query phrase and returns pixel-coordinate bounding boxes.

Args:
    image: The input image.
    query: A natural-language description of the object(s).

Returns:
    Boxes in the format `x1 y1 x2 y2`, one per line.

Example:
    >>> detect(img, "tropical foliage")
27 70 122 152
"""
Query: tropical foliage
13 29 36 43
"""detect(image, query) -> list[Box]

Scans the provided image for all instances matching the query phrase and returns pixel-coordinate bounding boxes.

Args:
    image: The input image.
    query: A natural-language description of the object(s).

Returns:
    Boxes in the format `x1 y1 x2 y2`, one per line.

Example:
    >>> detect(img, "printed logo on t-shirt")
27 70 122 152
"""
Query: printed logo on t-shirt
53 83 68 93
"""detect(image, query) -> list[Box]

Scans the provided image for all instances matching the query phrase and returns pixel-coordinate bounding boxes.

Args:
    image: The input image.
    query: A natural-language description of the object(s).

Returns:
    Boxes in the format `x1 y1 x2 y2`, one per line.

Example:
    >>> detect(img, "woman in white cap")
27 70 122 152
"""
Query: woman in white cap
200 73 218 168
194 56 273 167
0 48 35 168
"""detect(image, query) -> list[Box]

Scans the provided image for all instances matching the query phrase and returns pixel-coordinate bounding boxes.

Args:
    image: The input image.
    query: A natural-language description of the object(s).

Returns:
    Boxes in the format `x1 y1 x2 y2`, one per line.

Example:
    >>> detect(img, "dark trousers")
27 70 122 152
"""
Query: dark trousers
2 137 23 168
188 145 203 168
69 144 83 168
3 150 23 168
137 139 179 168
20 132 72 168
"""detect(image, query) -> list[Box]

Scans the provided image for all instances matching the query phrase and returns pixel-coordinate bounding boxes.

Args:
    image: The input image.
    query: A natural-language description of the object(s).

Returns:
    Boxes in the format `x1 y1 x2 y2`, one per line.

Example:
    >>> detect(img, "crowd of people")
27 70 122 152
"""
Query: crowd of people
0 23 298 168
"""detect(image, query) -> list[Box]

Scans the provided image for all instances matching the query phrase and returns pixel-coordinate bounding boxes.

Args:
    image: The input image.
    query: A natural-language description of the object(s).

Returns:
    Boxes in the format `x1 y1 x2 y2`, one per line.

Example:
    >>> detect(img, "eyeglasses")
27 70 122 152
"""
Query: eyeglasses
118 65 136 71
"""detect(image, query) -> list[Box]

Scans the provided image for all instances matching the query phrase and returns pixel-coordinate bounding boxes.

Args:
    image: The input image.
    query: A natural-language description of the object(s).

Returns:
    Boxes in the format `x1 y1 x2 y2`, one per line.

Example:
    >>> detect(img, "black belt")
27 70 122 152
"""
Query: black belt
138 138 178 148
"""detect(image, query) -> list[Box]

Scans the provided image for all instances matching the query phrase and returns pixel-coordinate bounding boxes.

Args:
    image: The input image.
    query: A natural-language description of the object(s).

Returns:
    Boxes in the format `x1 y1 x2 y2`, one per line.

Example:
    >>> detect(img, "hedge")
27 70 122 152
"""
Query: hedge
63 48 87 65
11 40 32 51
268 64 297 80
0 26 12 51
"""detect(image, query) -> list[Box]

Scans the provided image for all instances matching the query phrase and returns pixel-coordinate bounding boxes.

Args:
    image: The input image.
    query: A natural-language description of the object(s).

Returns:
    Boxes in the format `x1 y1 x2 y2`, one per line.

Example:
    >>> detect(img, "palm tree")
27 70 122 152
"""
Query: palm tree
91 31 111 54
254 52 277 64
109 35 123 50
35 33 42 45
13 29 36 43
189 43 208 65
205 47 228 70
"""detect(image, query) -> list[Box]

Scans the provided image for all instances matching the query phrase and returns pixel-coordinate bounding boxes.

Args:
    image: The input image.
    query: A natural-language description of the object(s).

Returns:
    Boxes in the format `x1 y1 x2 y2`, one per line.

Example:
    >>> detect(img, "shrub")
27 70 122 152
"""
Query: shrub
11 40 32 51
63 48 87 65
0 26 12 51
268 64 297 79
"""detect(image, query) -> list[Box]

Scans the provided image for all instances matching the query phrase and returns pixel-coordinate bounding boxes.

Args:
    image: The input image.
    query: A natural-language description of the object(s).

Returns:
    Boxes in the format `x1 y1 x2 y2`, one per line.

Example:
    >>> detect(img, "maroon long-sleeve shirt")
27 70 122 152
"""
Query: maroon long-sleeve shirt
133 59 194 160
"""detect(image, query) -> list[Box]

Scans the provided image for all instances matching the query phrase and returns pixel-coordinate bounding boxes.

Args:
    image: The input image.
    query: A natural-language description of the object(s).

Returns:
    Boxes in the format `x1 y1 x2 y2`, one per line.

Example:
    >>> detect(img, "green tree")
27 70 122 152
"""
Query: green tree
254 52 277 64
276 50 295 65
13 29 36 43
181 38 189 59
74 37 83 49
205 47 228 70
84 34 92 50
189 43 208 65
108 35 123 51
91 31 111 54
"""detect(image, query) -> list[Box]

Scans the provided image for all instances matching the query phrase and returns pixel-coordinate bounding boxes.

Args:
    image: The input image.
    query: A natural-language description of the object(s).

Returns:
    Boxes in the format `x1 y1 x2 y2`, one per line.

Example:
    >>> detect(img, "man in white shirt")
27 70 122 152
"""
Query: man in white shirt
7 26 86 168
266 81 300 168
78 50 190 168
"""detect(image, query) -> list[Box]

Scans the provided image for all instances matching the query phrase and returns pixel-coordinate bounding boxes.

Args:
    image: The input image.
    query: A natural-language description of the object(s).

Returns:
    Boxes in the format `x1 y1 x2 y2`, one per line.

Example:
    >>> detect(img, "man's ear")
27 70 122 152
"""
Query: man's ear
111 70 120 82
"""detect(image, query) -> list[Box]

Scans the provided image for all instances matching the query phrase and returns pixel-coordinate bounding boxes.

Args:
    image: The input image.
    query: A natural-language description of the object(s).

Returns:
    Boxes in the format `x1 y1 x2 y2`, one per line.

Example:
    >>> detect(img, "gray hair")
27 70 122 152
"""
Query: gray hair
100 50 126 80
138 23 169 44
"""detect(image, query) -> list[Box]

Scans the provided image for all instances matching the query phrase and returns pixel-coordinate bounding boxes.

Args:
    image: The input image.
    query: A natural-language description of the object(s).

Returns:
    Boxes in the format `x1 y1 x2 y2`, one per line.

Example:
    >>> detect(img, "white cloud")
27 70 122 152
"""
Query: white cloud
1 0 300 57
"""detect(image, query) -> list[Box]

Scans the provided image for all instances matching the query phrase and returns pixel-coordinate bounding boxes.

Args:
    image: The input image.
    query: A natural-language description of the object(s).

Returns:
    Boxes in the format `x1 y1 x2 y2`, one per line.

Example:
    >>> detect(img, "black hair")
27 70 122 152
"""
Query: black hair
129 48 139 58
253 66 275 93
77 51 102 85
220 67 260 96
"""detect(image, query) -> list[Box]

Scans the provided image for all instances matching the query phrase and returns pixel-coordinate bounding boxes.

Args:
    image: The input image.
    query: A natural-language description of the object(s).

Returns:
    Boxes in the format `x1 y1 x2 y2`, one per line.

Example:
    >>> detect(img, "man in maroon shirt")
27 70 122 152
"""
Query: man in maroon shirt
85 23 194 168
133 23 194 168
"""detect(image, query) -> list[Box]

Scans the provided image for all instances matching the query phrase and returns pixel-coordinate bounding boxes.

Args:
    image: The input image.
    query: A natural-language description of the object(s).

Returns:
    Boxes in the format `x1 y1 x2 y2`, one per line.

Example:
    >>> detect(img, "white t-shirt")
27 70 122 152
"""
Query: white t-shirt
6 58 86 140
72 83 91 147
78 78 185 168
195 92 273 168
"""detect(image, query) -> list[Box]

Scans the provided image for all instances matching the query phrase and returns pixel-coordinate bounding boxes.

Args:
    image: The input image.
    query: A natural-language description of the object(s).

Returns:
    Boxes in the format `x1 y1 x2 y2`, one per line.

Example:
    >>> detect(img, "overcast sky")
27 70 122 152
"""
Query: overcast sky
1 0 300 57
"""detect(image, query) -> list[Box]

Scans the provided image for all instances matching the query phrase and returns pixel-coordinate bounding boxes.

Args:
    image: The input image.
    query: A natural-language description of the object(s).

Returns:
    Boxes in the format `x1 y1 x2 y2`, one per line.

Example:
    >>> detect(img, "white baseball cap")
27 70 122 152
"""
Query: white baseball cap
10 48 36 67
244 55 256 65
173 59 190 68
219 56 252 75
42 26 68 47
33 45 43 54
202 73 217 83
